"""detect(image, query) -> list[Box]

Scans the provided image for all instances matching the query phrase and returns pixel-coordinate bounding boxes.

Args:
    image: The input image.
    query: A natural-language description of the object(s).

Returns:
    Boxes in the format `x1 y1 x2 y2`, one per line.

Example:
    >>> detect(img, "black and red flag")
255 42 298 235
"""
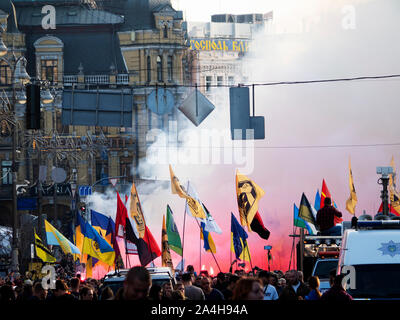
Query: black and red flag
250 211 270 240
125 217 161 266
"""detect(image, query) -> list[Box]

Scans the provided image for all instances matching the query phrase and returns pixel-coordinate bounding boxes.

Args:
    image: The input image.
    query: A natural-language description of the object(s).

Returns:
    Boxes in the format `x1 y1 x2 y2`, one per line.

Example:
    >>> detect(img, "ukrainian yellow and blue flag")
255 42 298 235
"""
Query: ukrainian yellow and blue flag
77 213 115 266
231 213 251 262
45 219 81 255
200 222 216 254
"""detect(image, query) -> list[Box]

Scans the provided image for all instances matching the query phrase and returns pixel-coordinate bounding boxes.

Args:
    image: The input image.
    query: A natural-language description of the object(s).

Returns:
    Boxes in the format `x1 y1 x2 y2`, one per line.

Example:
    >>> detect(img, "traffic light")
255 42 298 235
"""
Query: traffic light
229 87 265 140
79 204 86 216
26 84 41 129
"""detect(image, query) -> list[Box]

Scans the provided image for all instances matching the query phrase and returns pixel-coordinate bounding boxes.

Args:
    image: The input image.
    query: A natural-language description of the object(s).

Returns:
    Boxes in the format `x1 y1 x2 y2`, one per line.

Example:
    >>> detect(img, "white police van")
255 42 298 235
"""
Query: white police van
102 267 176 294
338 219 400 299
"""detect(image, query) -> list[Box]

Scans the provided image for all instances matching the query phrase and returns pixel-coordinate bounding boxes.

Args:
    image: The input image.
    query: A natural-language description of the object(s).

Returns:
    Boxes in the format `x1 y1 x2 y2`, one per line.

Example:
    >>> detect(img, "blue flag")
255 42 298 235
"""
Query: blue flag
230 213 250 261
314 189 321 211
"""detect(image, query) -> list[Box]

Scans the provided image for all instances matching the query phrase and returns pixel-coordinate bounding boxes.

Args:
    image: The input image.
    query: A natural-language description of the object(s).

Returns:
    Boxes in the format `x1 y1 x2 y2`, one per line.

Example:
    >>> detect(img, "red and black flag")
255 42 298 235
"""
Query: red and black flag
250 211 270 240
125 217 161 266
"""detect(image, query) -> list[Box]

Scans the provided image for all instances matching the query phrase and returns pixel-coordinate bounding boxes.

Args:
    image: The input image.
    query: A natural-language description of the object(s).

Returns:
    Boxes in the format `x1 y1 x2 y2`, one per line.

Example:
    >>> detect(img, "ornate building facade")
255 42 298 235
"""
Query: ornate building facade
0 0 193 238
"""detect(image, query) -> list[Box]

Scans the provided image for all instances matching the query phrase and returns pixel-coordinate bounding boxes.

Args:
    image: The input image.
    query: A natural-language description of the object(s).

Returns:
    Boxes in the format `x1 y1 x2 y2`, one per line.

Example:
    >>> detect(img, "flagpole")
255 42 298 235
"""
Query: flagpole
194 218 222 274
245 239 253 271
199 229 201 274
181 181 189 273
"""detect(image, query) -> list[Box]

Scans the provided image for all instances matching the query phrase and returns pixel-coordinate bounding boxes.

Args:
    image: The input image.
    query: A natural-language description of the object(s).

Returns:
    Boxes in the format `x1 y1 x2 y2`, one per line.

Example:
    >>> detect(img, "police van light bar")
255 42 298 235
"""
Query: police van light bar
357 220 400 228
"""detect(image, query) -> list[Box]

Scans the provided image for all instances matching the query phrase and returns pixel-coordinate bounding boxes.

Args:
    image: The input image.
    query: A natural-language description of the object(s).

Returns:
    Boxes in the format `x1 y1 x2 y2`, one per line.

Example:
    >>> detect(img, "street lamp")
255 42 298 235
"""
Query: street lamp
41 87 54 105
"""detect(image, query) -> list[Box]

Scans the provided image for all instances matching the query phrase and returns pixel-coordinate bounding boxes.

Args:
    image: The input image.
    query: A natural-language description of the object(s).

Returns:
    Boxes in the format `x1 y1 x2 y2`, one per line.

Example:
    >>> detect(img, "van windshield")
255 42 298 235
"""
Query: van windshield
345 264 400 298
313 260 338 279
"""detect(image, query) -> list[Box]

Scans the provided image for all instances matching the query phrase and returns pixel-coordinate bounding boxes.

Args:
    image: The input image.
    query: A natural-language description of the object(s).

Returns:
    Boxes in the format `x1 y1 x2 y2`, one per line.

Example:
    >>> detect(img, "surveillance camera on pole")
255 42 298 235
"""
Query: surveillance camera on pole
376 166 393 216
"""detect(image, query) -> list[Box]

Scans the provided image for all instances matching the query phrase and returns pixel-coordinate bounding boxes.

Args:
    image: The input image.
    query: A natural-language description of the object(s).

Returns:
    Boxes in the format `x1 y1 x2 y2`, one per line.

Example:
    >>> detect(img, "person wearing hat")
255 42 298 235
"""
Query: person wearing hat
316 197 342 236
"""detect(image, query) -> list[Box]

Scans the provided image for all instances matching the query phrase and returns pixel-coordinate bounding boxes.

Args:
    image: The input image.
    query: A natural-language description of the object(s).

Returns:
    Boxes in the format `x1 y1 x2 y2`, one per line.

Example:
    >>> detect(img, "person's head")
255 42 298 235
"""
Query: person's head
232 278 264 300
181 273 193 285
194 275 203 287
278 278 286 288
308 276 320 290
149 284 162 301
80 286 94 301
33 282 47 300
324 197 332 206
200 276 212 294
269 273 278 286
100 286 114 300
123 266 151 300
227 274 240 290
186 265 194 273
217 272 226 284
171 290 186 300
162 282 173 298
333 274 345 288
285 270 299 286
54 280 68 297
257 270 271 286
174 281 185 294
70 277 80 291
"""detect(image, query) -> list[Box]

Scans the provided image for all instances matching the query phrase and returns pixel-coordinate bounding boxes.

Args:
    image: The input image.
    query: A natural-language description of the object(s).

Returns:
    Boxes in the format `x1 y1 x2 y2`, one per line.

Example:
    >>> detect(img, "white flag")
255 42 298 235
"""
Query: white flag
185 181 222 234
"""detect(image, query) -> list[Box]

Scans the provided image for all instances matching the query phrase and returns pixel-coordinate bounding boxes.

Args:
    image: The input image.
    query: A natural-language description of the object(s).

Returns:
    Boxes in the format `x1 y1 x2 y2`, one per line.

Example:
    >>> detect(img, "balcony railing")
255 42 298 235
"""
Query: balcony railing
63 74 130 86
116 74 129 85
85 75 110 85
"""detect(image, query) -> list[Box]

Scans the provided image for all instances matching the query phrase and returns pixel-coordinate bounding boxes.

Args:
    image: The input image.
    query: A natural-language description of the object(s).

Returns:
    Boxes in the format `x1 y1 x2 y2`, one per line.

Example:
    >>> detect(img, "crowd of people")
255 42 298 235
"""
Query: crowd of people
0 264 353 302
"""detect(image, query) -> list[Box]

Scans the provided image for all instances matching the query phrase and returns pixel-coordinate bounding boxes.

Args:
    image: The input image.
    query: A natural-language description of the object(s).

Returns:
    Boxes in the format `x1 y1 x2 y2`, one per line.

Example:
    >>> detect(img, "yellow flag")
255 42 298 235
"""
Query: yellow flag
345 158 357 215
161 215 174 273
34 231 56 263
236 170 265 231
129 181 146 238
169 165 206 219
86 256 93 278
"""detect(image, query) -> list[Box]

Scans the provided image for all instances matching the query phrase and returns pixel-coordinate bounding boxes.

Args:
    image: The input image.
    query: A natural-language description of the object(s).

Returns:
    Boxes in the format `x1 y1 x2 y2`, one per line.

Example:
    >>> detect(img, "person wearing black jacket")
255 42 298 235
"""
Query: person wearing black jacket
279 270 310 301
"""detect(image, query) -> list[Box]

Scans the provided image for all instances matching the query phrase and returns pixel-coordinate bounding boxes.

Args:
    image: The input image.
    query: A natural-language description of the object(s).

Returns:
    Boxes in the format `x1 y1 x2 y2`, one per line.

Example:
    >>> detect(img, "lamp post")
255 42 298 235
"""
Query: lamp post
6 54 30 273
1 26 55 272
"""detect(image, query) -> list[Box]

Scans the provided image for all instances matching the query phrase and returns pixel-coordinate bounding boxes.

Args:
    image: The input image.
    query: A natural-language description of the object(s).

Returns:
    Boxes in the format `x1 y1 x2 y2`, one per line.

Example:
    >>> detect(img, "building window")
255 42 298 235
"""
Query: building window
167 56 173 82
157 56 163 82
147 56 151 82
1 162 12 185
206 76 212 92
217 76 223 87
96 161 108 184
0 61 11 85
41 59 58 83
163 25 168 38
228 76 235 86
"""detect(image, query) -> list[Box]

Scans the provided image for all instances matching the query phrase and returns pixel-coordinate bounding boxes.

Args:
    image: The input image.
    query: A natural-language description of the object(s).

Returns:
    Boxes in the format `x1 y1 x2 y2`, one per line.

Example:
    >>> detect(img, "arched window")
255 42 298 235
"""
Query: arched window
163 25 168 38
167 56 173 82
147 56 151 82
157 56 163 82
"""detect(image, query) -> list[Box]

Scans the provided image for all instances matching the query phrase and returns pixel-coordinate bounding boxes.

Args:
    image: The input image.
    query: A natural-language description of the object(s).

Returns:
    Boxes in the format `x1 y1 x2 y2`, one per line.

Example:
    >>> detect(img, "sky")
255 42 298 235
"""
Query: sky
88 0 400 277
